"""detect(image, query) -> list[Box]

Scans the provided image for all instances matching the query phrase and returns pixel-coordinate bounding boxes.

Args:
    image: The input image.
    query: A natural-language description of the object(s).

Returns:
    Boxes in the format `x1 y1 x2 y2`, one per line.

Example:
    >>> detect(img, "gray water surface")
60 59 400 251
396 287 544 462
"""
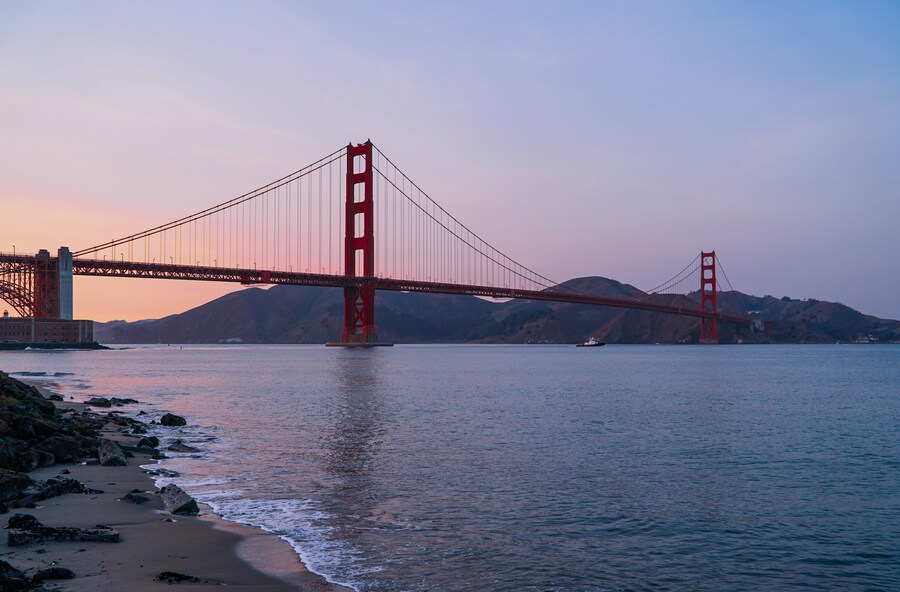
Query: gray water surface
5 344 899 591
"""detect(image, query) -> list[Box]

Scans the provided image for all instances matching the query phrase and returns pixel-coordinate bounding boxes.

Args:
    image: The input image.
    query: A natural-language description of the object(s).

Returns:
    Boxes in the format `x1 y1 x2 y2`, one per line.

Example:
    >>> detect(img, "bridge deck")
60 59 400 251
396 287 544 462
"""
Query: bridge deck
69 259 749 324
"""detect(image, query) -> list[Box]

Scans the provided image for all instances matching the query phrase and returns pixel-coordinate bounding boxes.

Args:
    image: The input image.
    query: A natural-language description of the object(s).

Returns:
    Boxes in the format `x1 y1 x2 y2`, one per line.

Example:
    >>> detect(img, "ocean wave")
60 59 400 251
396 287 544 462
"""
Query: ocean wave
11 371 75 376
202 496 369 592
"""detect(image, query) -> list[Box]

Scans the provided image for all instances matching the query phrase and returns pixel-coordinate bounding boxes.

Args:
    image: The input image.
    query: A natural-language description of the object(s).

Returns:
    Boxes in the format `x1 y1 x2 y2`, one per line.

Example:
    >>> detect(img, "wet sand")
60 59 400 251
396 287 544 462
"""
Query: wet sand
2 385 350 591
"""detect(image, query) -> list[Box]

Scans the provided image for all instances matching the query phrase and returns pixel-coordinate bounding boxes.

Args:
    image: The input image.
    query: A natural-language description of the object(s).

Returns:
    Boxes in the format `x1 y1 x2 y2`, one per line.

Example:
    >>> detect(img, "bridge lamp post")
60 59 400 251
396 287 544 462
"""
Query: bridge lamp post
169 257 173 264
12 245 14 256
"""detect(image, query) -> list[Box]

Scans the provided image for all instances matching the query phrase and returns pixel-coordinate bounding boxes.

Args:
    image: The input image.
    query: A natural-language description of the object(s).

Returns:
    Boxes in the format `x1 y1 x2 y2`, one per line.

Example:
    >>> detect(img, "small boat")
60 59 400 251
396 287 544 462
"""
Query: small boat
576 337 605 347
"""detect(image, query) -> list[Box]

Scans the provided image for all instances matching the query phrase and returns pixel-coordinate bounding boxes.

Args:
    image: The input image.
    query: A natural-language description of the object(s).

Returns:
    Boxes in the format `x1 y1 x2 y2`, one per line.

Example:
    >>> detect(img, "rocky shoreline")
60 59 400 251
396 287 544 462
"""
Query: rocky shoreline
0 371 348 591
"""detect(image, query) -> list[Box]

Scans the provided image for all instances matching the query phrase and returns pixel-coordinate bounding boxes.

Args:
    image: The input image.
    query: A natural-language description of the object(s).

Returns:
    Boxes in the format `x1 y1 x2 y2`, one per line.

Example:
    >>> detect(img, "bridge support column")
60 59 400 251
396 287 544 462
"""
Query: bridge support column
699 250 717 344
57 247 73 320
33 250 59 319
328 140 391 347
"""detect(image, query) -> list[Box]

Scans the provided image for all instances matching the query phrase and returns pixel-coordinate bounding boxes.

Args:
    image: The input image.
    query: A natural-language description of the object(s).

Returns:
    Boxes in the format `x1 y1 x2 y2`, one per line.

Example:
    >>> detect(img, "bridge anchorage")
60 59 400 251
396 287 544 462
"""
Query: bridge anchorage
1 139 750 345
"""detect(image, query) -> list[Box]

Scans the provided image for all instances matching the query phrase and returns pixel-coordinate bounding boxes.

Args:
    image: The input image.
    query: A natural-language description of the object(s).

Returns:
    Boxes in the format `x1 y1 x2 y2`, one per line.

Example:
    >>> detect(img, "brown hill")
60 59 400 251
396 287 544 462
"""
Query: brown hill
94 278 900 345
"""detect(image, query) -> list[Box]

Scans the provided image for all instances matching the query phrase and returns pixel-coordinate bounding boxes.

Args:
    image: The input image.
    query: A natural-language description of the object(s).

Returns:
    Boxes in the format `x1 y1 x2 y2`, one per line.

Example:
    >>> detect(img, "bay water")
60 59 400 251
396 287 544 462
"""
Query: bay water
4 344 899 591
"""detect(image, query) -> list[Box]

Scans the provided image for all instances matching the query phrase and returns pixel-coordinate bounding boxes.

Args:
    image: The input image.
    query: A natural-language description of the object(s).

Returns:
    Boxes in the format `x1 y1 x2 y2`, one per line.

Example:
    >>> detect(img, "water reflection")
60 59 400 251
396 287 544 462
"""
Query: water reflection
320 349 386 531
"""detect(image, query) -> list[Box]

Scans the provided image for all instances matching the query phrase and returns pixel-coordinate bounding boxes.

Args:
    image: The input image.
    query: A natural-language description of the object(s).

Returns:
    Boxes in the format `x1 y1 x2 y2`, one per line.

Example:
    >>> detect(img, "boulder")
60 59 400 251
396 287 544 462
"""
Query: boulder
14 449 41 473
14 477 103 506
0 470 34 502
167 440 201 453
120 445 157 456
158 484 199 515
155 571 203 584
109 397 139 406
34 434 84 463
85 397 111 407
30 417 62 437
137 436 160 448
0 558 30 591
146 468 180 478
6 514 120 546
160 413 187 427
98 439 127 466
22 394 55 415
122 492 150 504
32 566 76 582
0 441 23 471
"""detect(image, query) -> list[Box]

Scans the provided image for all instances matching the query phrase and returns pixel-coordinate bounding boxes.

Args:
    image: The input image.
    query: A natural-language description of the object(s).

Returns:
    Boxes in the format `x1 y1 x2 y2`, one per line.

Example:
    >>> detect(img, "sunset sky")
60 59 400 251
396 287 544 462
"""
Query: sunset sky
1 1 898 321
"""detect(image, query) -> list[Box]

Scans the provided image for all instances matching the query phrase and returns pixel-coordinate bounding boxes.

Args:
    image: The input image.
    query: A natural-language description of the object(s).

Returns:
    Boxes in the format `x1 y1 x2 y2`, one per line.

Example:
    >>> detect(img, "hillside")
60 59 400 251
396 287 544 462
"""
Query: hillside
94 278 900 345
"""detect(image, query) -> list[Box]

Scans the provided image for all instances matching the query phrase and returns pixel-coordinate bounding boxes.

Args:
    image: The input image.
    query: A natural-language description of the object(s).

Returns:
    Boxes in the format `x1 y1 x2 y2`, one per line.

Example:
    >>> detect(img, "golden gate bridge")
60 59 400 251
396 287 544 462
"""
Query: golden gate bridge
0 141 748 345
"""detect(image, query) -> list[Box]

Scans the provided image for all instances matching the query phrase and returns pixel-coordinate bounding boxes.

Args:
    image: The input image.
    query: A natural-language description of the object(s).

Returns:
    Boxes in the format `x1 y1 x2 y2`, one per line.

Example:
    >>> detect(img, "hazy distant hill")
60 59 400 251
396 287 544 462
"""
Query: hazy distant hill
95 277 900 345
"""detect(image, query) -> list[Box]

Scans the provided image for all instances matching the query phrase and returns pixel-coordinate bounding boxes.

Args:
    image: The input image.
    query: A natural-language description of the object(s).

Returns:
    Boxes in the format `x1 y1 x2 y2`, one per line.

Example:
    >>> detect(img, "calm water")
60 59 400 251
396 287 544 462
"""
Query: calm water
4 345 899 591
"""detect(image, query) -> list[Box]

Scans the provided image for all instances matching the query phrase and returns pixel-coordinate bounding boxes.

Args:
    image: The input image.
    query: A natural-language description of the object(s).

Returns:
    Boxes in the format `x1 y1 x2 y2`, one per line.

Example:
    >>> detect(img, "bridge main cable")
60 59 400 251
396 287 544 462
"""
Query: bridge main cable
72 146 346 258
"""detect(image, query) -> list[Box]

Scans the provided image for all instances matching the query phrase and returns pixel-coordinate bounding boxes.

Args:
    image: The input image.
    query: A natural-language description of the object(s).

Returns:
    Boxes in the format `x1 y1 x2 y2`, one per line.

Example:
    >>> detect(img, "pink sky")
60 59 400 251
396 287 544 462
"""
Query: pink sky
2 2 898 321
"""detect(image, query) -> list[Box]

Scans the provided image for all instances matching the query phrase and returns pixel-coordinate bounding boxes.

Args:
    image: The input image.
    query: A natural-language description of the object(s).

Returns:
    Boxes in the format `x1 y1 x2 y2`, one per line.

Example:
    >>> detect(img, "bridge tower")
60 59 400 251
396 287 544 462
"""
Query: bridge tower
331 141 391 346
0 247 73 319
699 250 717 344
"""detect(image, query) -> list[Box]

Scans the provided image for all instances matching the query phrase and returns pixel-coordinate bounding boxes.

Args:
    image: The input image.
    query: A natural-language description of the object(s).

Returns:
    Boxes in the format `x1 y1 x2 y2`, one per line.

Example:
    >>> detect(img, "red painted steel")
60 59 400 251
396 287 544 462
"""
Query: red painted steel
342 141 378 344
33 250 59 319
699 251 718 344
60 258 749 326
0 252 59 318
0 254 37 317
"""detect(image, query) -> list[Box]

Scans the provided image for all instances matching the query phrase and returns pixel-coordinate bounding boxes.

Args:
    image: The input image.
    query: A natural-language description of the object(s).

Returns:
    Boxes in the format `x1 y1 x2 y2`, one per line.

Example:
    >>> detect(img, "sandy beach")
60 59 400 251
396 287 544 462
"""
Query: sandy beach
1 381 350 592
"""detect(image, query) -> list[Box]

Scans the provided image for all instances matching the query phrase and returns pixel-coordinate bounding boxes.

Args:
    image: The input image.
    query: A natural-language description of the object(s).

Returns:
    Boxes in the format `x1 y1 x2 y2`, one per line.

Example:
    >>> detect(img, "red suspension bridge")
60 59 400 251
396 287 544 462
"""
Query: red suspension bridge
0 141 749 344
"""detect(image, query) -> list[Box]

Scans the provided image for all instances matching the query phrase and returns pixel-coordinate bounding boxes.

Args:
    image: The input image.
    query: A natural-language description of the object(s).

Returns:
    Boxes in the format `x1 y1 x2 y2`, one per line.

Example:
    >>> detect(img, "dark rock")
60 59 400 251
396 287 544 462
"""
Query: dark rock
0 469 34 502
48 394 64 402
106 413 132 426
137 436 160 448
32 566 76 581
98 439 127 466
137 410 148 416
155 571 203 584
109 397 139 406
0 441 20 471
122 492 150 504
7 514 40 529
120 445 157 456
14 449 41 473
0 558 30 591
0 501 7 514
31 418 61 437
21 394 55 415
35 450 55 468
146 468 180 478
6 514 120 546
14 477 103 506
85 397 111 407
59 469 70 474
131 425 148 434
160 413 187 427
34 434 84 464
167 440 201 453
158 484 199 515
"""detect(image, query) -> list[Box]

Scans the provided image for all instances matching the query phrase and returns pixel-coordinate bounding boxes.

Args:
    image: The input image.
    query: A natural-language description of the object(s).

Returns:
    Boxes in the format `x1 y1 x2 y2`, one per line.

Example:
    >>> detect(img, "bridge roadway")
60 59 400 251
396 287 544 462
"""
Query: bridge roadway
70 258 750 325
